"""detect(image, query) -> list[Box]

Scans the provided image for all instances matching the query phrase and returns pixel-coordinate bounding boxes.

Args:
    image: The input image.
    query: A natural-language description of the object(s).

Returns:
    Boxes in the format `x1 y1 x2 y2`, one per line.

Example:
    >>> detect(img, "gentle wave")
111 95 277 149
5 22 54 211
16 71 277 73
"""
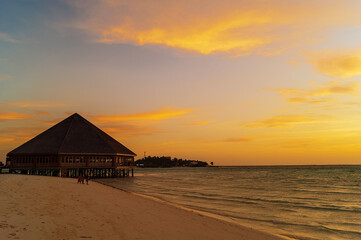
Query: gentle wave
98 166 361 240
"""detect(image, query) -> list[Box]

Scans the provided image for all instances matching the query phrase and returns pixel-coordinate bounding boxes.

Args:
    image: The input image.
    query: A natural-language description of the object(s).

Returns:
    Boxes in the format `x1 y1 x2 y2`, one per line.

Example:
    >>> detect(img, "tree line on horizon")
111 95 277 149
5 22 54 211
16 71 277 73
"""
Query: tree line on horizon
135 156 209 168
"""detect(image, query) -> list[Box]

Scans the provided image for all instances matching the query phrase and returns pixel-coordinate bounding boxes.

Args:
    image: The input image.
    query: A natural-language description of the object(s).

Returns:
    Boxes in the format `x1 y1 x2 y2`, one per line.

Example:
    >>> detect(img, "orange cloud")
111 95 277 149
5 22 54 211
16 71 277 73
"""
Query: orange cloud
307 47 361 78
0 127 43 136
246 114 330 128
0 74 11 81
93 107 192 123
101 124 161 136
183 120 215 126
274 81 359 105
35 111 49 116
224 137 253 143
0 137 14 143
70 0 360 56
276 81 359 97
4 101 67 108
0 111 33 121
287 98 331 105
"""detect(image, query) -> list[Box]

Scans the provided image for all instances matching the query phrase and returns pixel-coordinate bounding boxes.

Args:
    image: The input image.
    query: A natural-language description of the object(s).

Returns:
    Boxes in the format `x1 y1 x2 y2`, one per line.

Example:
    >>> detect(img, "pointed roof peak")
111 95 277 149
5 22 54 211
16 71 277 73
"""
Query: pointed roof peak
8 113 136 156
69 112 82 118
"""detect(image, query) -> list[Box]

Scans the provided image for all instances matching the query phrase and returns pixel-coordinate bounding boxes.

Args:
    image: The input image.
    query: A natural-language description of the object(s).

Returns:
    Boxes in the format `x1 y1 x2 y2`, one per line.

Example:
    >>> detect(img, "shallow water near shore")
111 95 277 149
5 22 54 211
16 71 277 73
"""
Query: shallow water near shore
97 166 361 240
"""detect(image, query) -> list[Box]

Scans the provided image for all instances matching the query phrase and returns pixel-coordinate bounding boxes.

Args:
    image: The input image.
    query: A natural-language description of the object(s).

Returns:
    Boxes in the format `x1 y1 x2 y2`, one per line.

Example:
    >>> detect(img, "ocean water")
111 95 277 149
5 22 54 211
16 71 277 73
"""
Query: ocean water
97 166 361 240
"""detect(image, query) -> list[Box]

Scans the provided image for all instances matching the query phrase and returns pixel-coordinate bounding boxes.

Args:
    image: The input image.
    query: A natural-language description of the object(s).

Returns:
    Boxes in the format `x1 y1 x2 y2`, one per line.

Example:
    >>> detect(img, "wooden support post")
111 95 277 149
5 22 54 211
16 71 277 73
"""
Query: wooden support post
132 169 134 177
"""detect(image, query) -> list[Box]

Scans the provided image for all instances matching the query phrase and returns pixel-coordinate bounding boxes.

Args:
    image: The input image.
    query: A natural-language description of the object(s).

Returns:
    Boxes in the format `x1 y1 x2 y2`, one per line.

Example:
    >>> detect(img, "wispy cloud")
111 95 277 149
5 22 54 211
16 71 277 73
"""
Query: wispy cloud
0 32 20 43
101 124 161 136
276 81 359 97
183 120 215 126
307 47 361 78
93 107 192 123
0 127 46 145
0 137 15 143
69 0 360 56
224 137 253 143
246 114 330 128
0 127 43 137
0 75 11 81
3 101 68 108
0 111 33 121
286 98 332 105
273 81 360 105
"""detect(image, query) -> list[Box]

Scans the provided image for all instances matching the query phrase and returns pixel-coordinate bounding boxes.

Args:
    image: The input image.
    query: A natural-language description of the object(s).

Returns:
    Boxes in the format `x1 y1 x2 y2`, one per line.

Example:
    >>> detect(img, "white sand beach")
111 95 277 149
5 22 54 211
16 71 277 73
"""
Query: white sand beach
0 174 286 240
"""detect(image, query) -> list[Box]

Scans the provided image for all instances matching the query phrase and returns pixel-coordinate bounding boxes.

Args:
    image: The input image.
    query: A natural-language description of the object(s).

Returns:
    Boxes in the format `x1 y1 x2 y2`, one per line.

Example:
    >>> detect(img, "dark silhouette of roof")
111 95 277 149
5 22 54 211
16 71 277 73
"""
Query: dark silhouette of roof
7 113 136 156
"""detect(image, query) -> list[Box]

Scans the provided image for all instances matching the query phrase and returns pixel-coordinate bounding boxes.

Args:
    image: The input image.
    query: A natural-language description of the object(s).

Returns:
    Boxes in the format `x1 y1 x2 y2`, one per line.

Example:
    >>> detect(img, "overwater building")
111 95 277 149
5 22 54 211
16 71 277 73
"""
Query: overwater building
6 113 136 178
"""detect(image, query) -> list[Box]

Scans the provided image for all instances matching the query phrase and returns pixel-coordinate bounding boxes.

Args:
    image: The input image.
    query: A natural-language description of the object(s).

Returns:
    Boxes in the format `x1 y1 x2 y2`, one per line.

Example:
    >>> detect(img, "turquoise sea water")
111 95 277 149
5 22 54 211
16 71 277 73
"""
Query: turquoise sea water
97 166 361 240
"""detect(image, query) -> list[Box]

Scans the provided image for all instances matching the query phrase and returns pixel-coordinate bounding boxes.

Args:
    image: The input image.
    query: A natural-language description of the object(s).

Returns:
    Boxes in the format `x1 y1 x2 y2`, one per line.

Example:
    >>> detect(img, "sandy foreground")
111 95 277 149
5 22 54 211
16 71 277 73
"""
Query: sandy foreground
0 174 286 240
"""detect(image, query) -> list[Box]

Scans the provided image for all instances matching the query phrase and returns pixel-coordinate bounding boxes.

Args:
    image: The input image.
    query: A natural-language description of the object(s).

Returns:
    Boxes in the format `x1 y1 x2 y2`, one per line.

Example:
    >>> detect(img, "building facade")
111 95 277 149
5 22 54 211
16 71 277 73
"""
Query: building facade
7 113 137 178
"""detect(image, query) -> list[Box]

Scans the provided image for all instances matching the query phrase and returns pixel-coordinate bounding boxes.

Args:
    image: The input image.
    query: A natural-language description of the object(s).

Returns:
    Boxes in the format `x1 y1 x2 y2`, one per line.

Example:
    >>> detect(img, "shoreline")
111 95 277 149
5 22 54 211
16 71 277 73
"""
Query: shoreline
135 164 361 169
1 174 287 240
96 179 294 240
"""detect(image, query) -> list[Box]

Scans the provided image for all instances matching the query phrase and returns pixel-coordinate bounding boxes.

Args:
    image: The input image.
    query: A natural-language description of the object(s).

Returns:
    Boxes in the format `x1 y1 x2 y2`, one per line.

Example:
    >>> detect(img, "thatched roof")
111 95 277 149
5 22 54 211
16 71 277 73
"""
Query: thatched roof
7 113 136 156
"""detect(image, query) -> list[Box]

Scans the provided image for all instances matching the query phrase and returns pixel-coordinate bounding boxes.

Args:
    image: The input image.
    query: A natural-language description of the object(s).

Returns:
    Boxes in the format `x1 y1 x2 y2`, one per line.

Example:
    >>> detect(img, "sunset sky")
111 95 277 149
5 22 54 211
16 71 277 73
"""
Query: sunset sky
1 0 361 165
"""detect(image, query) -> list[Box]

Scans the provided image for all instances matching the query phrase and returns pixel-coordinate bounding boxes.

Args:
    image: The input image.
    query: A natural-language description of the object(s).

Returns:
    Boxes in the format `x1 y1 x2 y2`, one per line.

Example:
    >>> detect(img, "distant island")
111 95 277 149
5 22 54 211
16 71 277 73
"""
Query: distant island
135 156 210 168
